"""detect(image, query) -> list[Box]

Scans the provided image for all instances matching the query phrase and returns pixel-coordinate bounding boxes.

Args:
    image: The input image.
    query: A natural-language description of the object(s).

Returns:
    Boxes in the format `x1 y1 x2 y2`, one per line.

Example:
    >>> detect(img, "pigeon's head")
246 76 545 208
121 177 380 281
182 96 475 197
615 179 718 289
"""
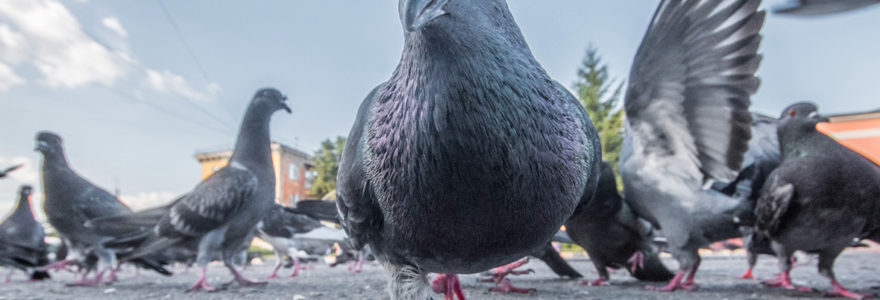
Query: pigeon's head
253 88 291 114
34 131 63 155
399 0 514 35
19 185 32 198
779 102 827 124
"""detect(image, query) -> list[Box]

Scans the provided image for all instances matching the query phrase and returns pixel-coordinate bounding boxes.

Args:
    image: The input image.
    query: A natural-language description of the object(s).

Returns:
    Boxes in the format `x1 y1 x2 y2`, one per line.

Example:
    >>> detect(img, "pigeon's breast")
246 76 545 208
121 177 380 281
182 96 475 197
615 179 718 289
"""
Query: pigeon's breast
366 80 593 272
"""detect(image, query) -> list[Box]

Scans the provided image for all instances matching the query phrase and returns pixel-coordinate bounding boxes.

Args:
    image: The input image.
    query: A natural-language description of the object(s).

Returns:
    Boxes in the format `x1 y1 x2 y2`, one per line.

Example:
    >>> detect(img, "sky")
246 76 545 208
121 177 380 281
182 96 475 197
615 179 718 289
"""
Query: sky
0 0 878 219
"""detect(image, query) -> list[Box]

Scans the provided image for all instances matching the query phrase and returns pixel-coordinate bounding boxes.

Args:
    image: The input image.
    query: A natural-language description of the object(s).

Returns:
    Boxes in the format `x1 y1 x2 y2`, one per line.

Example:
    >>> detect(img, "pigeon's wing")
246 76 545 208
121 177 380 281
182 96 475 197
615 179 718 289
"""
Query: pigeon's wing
74 182 133 220
157 167 257 239
261 205 323 237
625 0 765 185
0 164 22 178
337 84 385 250
755 176 794 236
774 0 880 16
86 195 183 238
285 200 340 223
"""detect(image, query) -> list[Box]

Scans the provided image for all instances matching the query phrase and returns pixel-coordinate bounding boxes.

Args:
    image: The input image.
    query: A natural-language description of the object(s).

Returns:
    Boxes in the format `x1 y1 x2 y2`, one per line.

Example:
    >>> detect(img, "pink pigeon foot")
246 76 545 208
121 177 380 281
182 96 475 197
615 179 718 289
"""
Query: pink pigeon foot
581 278 610 286
290 258 300 277
761 271 812 292
646 270 697 292
66 270 106 287
431 273 466 300
223 265 267 288
628 251 644 273
824 280 868 299
187 267 216 292
739 267 754 279
489 278 535 294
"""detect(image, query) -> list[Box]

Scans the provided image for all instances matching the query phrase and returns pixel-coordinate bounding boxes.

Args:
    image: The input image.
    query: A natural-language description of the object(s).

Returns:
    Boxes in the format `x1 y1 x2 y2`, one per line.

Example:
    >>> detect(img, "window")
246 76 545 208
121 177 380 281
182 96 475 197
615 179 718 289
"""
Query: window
289 163 298 180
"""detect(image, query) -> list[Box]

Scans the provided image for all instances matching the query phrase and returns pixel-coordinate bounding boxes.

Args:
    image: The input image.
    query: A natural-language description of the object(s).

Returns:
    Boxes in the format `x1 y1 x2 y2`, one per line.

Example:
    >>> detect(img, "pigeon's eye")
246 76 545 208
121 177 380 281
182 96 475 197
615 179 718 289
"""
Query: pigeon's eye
788 110 797 117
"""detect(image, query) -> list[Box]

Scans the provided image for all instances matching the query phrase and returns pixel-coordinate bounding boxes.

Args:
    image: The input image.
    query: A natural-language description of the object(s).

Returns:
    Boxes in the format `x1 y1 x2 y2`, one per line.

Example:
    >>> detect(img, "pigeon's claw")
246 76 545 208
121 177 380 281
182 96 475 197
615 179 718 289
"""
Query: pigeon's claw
488 278 535 294
628 251 645 273
738 267 754 279
431 273 466 300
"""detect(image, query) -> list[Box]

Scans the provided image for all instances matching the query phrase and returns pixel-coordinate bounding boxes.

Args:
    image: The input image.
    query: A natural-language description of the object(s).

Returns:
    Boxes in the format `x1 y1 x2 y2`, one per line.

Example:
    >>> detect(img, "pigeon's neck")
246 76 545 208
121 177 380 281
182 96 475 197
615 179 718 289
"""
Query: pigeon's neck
779 123 829 160
41 150 72 174
12 194 35 219
229 106 274 177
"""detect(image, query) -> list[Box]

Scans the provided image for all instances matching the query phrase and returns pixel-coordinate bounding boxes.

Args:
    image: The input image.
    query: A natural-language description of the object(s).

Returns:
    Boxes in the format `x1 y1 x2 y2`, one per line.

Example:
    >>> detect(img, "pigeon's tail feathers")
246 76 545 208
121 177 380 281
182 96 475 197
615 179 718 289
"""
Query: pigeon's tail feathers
29 270 50 280
532 243 582 278
126 236 183 262
285 200 340 223
386 263 431 300
86 207 166 238
129 256 173 276
629 251 674 282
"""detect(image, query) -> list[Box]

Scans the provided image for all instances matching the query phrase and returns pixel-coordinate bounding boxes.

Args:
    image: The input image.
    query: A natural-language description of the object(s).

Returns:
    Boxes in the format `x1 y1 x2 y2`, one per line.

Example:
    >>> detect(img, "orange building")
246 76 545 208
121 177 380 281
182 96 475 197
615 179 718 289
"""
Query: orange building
195 142 316 206
818 109 880 166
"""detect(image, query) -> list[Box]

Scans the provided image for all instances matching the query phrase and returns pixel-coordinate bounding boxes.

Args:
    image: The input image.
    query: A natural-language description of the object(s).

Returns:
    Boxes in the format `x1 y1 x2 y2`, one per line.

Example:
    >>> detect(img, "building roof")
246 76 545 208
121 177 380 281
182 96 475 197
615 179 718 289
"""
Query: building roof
194 142 313 164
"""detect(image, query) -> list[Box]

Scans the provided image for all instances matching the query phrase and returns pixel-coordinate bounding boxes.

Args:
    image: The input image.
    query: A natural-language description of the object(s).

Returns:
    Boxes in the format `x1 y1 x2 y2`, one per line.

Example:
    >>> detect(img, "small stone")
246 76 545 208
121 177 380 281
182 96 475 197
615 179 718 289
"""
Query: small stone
293 295 306 300
103 288 116 294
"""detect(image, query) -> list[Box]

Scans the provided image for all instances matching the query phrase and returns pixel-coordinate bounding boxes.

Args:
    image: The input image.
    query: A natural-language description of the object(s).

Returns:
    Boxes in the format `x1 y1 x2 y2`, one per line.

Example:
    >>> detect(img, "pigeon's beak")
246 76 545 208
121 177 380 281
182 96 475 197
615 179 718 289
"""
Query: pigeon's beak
281 95 291 114
401 0 448 32
808 111 829 123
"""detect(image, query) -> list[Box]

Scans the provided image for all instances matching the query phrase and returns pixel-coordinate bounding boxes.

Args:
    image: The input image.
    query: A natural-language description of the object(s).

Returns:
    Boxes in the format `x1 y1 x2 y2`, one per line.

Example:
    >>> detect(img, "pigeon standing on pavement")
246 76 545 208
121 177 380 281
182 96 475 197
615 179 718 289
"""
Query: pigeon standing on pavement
256 204 324 279
774 0 880 16
566 162 672 286
755 102 880 299
36 131 169 285
336 0 602 299
95 88 291 292
0 164 22 179
0 185 50 281
620 0 765 292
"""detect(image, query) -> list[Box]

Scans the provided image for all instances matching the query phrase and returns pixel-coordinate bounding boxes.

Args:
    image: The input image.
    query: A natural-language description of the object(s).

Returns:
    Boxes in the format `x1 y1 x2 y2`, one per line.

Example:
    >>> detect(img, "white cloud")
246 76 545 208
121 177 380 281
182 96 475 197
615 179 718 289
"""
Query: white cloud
0 62 24 90
146 69 218 102
0 0 219 102
101 17 127 37
119 191 177 211
0 0 128 88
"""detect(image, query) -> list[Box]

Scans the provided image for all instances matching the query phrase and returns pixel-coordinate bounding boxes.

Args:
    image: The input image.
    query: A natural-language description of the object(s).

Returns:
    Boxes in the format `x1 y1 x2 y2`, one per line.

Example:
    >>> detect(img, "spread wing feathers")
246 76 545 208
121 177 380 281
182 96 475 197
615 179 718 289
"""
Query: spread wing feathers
337 85 385 250
774 0 880 16
756 182 794 235
160 168 257 238
285 200 340 223
625 0 765 185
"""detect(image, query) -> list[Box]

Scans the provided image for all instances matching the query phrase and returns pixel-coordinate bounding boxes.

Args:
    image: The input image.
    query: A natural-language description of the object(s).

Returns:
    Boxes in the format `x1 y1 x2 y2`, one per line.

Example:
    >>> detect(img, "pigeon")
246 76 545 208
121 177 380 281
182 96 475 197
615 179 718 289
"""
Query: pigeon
256 204 324 279
0 185 50 281
336 0 602 299
619 0 765 292
755 102 880 299
566 162 673 286
529 243 581 279
91 88 291 292
0 164 22 179
774 0 880 16
35 131 170 286
709 113 781 279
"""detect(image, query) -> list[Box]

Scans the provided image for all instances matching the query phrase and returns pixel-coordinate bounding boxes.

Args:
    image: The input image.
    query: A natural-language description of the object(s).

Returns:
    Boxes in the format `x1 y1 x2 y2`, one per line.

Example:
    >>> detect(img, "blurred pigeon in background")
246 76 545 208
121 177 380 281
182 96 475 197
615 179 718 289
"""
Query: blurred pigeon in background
620 0 765 292
36 131 170 286
257 204 325 279
0 185 50 281
566 162 673 286
336 0 602 298
755 102 880 299
90 88 291 292
774 0 880 16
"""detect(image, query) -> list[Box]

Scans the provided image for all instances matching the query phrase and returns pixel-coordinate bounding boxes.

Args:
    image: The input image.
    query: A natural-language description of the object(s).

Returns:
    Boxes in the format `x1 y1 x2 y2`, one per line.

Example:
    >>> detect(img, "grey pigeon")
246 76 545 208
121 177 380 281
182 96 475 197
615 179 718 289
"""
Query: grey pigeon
336 0 601 298
96 88 290 292
256 204 325 279
755 102 880 299
566 162 673 286
620 0 765 292
0 164 22 179
0 185 50 281
35 131 170 286
774 0 880 16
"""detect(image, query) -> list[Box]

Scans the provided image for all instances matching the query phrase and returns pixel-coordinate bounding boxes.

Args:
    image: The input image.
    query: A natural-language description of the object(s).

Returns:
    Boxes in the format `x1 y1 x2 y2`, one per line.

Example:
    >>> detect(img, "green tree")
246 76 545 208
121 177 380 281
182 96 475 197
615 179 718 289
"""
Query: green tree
573 45 625 188
309 136 346 198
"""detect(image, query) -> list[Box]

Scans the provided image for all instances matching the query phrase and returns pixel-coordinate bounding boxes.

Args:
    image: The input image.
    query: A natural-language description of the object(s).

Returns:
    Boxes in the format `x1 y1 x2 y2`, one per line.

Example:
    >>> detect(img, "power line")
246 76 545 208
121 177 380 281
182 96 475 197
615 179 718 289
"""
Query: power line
156 0 212 84
100 85 233 137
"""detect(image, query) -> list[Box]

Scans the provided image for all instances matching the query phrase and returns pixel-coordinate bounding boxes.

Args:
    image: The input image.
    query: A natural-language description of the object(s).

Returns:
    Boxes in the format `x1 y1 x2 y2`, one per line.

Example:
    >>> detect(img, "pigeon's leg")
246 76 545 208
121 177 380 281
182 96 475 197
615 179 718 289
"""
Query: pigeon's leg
350 251 365 273
66 269 106 287
739 250 757 279
223 262 267 287
628 251 645 273
186 266 215 292
289 255 300 277
581 258 610 286
267 250 283 279
43 259 77 272
4 269 14 283
682 256 701 289
431 273 466 300
817 248 866 299
647 248 698 292
762 245 811 292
